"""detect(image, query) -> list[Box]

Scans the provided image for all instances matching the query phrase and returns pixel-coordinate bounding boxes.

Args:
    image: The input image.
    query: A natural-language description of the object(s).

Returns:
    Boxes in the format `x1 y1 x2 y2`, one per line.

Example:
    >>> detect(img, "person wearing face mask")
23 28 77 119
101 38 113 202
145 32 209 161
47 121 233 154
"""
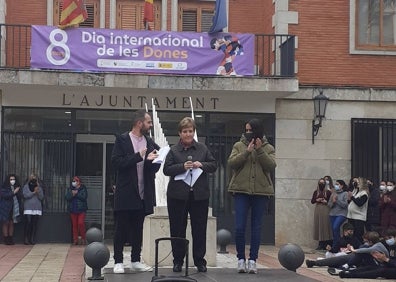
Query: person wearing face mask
379 180 387 195
379 180 396 234
227 118 275 274
385 235 395 248
311 178 333 250
22 173 44 245
382 228 396 258
65 176 88 245
328 180 349 250
307 223 361 263
336 229 396 279
347 177 369 245
348 177 359 192
0 174 23 245
324 175 335 191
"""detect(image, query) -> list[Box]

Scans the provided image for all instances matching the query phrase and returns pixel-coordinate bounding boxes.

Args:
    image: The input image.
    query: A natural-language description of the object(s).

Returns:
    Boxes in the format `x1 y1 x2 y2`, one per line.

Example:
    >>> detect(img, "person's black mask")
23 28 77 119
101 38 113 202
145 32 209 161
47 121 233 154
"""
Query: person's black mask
244 132 254 142
28 179 37 192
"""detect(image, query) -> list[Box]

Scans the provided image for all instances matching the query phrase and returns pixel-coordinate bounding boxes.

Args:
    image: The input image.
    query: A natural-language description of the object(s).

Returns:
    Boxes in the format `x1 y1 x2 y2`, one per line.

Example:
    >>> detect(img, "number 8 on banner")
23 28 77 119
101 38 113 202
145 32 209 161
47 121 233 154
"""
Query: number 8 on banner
46 29 71 66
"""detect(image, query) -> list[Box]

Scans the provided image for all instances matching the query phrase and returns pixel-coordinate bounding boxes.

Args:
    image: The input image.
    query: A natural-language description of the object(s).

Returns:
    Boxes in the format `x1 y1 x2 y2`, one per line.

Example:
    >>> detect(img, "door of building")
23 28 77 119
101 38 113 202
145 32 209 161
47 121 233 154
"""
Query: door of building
76 134 115 240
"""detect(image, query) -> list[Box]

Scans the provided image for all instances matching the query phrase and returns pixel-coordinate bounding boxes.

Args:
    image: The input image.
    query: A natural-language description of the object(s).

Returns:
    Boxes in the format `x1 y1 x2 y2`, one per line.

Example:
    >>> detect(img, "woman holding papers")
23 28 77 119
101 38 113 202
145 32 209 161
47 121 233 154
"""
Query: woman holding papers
163 117 217 273
227 118 276 274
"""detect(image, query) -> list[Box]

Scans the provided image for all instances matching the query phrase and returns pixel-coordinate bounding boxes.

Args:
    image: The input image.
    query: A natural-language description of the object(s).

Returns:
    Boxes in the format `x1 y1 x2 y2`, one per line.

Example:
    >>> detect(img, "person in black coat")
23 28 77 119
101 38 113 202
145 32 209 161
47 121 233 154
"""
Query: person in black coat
163 117 217 273
111 110 160 274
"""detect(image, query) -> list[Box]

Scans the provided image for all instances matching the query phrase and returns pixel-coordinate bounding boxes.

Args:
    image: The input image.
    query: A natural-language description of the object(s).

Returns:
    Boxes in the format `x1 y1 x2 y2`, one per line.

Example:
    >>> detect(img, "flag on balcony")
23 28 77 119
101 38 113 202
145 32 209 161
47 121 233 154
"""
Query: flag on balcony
209 0 227 34
59 0 88 29
144 0 154 30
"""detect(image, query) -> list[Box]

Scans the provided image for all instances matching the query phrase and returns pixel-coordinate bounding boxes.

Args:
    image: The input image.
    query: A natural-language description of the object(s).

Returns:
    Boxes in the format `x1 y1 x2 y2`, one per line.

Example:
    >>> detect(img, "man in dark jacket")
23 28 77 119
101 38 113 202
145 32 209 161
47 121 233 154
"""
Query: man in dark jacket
111 110 160 274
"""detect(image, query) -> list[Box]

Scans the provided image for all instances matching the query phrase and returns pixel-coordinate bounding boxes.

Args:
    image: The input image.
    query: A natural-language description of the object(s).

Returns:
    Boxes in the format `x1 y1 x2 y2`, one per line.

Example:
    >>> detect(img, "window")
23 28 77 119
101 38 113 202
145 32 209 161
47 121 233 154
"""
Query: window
355 0 396 51
54 0 99 28
116 0 161 30
352 118 396 185
179 1 214 32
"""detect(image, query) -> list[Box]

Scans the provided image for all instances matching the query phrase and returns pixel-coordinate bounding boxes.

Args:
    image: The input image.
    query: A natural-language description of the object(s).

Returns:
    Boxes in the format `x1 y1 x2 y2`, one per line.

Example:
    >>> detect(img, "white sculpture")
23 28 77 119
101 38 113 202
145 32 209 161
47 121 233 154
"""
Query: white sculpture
152 99 169 207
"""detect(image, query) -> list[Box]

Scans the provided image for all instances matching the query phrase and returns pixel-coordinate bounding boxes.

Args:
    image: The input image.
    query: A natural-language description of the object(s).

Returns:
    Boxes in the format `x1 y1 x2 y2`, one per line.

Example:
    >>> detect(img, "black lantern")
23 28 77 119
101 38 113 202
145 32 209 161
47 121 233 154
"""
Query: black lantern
312 89 329 144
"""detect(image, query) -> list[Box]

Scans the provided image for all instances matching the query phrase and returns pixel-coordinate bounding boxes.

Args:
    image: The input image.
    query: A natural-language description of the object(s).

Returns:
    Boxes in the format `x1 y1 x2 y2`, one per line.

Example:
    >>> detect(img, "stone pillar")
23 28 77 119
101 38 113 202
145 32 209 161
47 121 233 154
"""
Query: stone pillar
142 206 217 266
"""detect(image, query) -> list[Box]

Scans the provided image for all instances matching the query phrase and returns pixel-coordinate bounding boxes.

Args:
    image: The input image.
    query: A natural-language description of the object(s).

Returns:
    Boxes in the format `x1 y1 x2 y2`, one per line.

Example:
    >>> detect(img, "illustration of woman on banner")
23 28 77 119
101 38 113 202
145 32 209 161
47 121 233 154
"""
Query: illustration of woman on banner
210 35 244 76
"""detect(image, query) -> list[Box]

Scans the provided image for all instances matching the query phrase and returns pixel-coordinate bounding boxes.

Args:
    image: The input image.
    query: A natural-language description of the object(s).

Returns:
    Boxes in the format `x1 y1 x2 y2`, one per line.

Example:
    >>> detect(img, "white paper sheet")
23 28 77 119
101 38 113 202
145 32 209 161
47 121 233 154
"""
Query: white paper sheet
175 168 203 187
152 145 170 164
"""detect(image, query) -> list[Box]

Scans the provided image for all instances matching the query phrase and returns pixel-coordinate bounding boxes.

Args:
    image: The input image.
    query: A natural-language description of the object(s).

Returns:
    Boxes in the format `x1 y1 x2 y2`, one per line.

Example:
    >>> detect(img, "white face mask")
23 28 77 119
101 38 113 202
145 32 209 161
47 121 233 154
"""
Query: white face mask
10 180 16 186
334 184 341 191
325 180 330 185
380 185 386 191
387 185 394 192
72 181 77 188
386 237 395 246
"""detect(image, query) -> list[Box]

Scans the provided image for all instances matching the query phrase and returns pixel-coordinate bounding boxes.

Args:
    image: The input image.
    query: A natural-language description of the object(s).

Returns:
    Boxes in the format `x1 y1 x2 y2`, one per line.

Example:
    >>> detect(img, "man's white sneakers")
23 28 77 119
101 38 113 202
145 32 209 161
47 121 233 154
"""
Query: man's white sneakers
131 261 153 272
113 263 125 274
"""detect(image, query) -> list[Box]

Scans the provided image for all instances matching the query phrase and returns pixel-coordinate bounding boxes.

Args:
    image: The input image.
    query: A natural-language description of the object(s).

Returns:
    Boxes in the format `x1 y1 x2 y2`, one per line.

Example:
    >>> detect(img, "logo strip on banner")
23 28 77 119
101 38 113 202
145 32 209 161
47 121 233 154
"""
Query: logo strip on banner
30 25 254 76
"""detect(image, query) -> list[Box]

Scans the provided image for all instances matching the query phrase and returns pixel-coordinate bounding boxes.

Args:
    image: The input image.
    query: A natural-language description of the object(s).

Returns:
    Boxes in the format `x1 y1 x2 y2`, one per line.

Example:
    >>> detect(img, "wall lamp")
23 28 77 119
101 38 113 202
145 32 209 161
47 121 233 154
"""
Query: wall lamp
312 88 329 144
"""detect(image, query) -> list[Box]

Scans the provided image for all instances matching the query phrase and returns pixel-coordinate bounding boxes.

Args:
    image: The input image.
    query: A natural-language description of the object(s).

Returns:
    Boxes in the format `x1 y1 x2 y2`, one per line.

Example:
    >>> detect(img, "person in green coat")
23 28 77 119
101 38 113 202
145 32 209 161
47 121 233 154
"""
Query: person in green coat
227 118 276 274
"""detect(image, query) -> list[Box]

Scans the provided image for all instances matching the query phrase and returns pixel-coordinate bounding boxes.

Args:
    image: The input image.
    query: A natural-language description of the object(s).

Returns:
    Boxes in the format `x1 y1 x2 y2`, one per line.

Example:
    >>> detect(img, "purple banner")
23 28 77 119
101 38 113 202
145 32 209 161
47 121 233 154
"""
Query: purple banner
31 25 254 76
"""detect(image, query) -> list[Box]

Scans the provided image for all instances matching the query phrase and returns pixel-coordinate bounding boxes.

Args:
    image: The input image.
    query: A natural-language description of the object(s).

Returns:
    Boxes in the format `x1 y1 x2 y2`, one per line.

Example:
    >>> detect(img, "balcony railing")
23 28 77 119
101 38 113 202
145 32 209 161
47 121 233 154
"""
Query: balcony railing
0 24 295 77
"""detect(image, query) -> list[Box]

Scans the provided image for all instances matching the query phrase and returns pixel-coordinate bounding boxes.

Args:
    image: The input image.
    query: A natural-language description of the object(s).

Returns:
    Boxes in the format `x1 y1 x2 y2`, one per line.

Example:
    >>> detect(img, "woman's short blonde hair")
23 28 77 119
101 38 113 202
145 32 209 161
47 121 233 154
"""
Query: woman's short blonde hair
178 117 196 132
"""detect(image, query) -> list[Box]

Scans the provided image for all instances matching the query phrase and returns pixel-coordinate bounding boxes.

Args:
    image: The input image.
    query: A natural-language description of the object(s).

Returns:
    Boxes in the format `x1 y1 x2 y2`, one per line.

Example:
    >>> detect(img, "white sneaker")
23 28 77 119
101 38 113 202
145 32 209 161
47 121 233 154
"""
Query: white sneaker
237 259 246 273
131 261 153 272
341 263 349 270
247 260 257 274
113 263 125 274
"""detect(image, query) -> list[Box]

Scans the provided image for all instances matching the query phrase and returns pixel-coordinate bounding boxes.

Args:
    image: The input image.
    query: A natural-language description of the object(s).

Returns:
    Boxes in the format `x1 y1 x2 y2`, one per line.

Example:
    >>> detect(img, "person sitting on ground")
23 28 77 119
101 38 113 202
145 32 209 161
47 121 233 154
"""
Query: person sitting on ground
382 228 396 257
306 231 383 269
336 233 395 279
323 222 361 258
327 231 389 275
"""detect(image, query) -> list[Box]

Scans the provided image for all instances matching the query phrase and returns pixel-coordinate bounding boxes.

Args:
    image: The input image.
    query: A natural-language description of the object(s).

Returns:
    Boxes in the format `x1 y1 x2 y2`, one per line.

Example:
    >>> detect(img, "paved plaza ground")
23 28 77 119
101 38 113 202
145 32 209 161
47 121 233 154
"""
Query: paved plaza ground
0 243 390 281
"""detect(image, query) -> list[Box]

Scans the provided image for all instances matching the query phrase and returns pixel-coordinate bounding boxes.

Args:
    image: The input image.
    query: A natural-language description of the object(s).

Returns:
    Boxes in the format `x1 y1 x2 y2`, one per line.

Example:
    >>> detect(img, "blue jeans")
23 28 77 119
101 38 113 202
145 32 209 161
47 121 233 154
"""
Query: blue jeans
234 193 269 261
330 215 346 248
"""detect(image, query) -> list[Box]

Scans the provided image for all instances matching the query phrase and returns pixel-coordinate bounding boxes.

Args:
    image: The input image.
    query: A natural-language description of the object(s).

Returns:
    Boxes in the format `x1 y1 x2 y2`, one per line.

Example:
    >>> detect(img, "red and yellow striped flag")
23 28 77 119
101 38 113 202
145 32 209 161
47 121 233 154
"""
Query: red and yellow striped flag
59 0 88 29
144 0 154 27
